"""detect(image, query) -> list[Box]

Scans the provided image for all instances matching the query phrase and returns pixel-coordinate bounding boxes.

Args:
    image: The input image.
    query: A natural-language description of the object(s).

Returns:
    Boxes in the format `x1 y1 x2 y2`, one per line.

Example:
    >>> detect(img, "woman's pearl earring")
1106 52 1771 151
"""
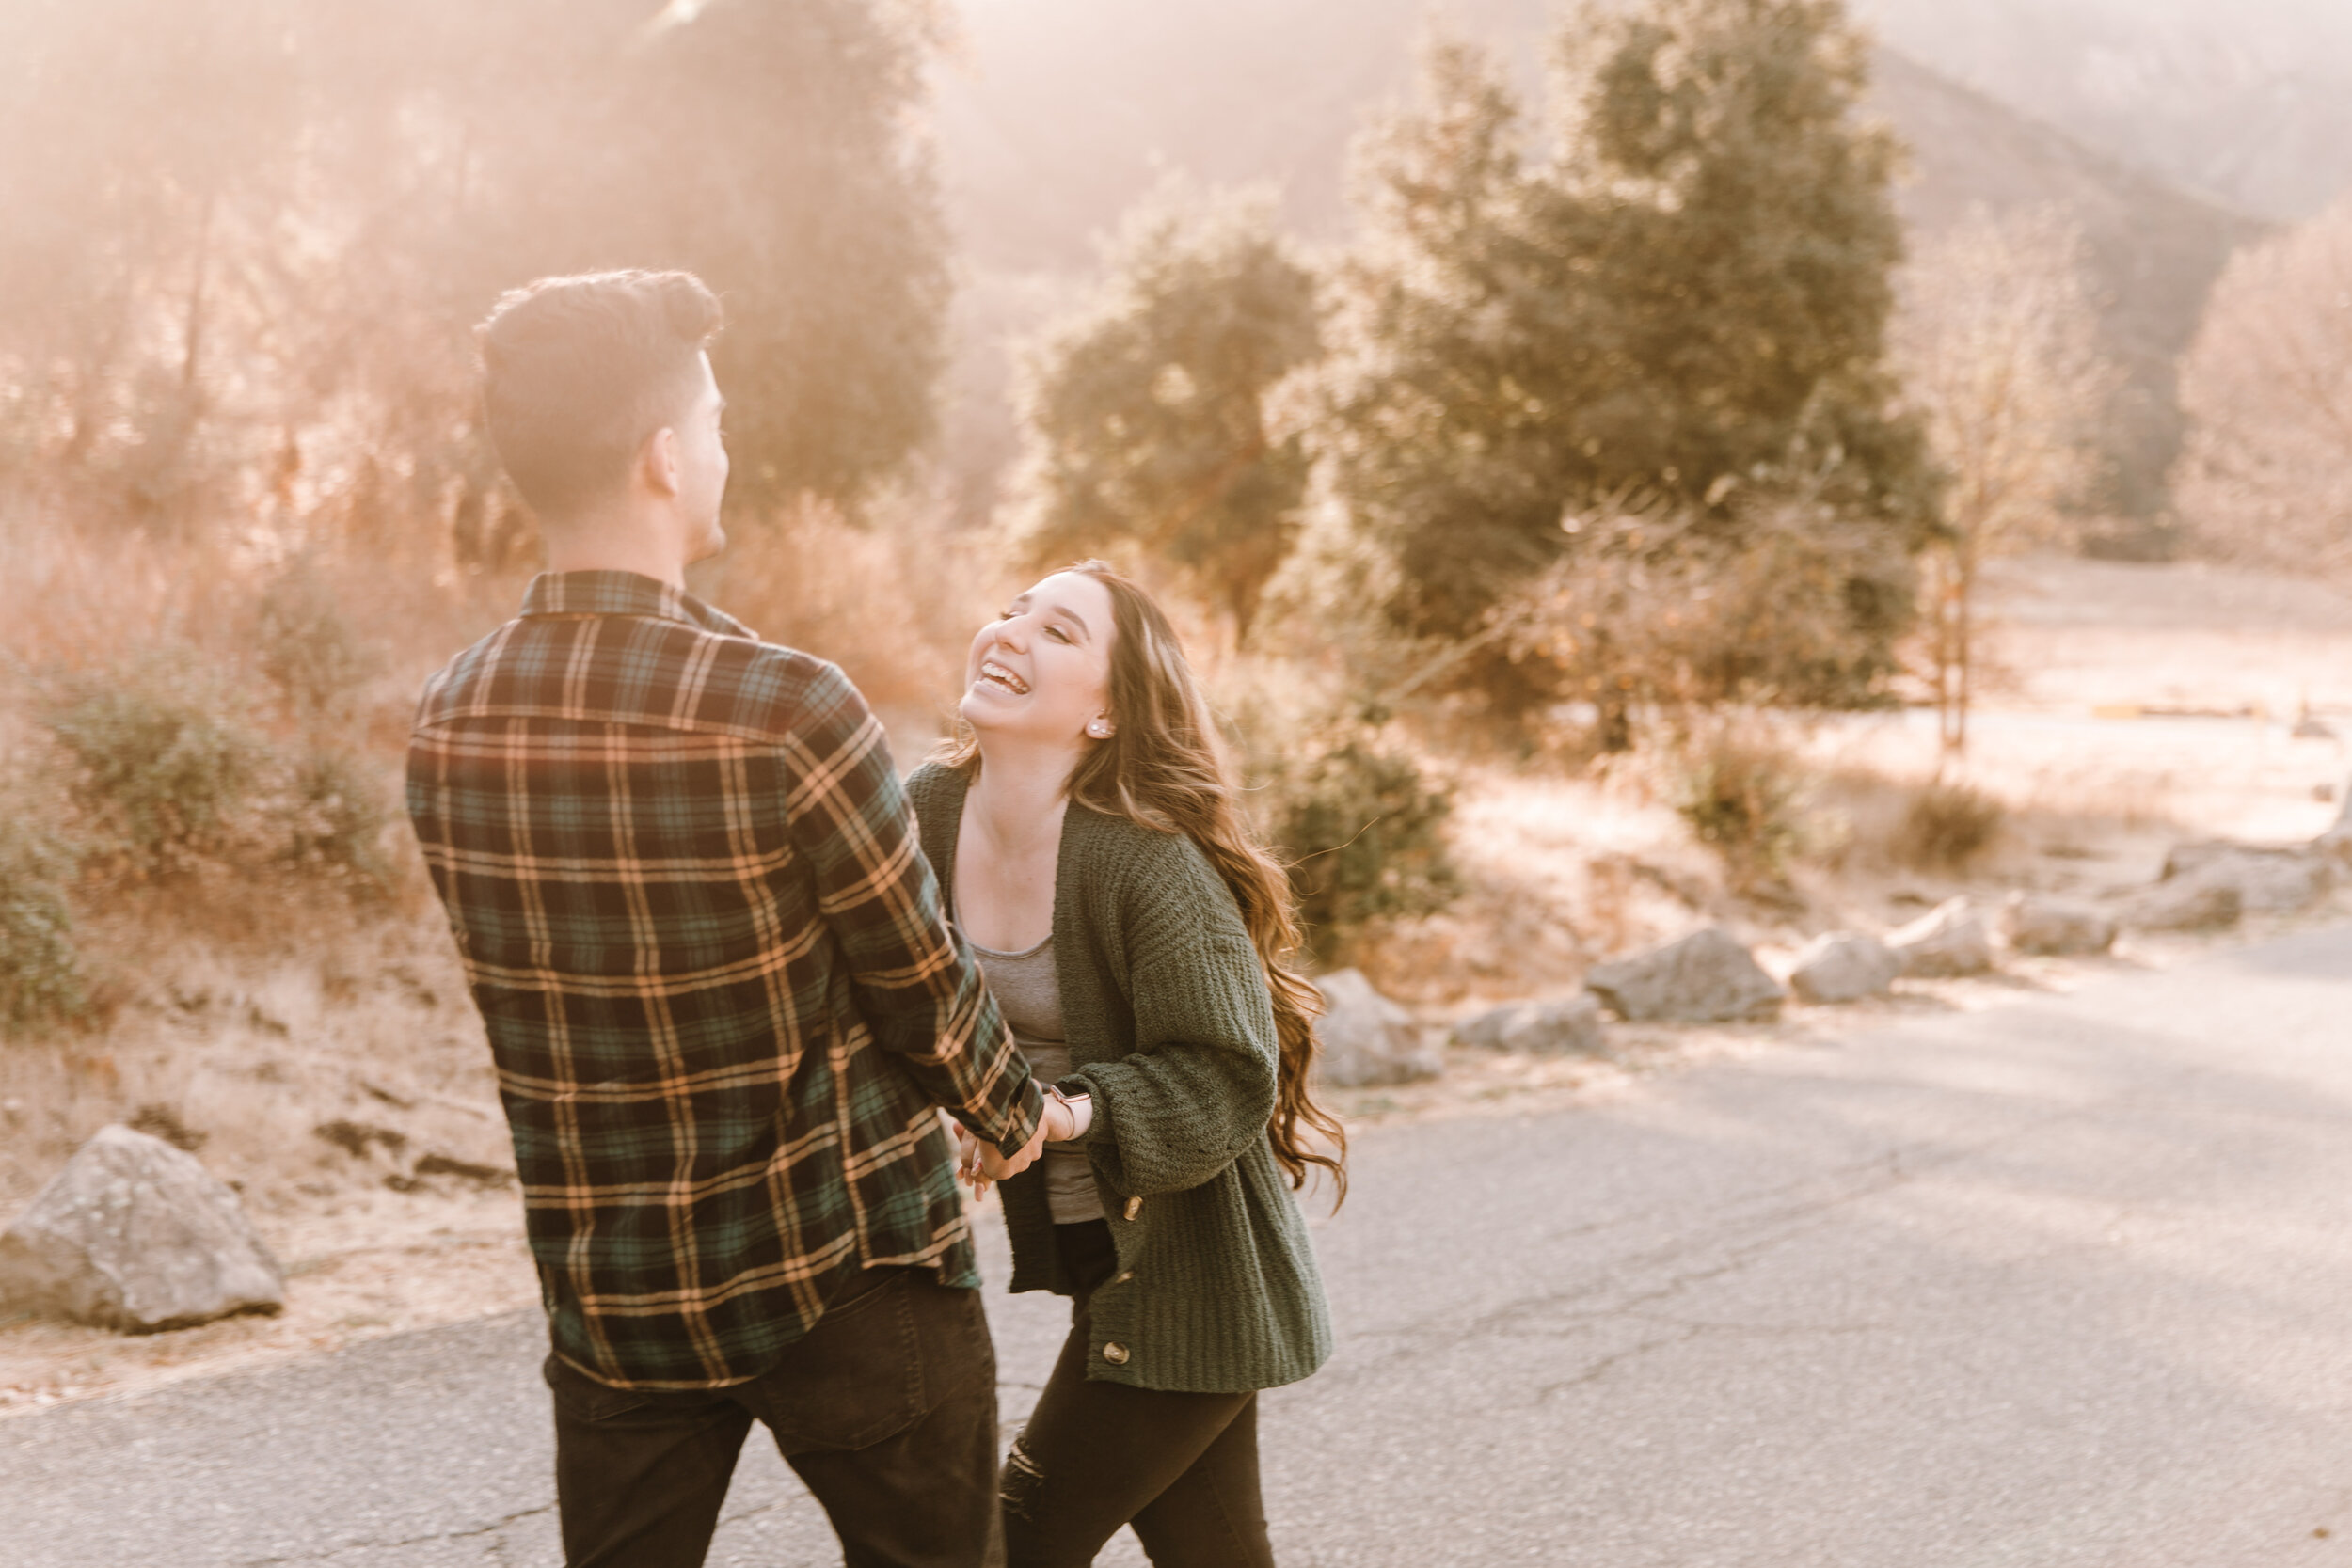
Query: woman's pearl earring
1087 720 1113 738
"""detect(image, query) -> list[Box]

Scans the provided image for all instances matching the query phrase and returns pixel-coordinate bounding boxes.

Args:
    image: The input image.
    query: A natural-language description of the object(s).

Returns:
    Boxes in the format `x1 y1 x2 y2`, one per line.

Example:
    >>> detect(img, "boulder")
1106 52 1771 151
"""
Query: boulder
2211 850 2324 911
1997 893 2117 957
1888 898 1994 978
1585 928 1785 1023
0 1125 284 1333
2164 847 2331 915
1314 970 1442 1087
2218 854 2328 914
1787 931 1903 1004
2319 784 2352 860
2118 877 2242 932
1453 993 1606 1055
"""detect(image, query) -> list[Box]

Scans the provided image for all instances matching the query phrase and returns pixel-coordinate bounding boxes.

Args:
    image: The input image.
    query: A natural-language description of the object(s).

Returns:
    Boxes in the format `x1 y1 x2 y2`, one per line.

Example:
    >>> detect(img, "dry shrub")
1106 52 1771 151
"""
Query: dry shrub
1893 778 2006 870
275 750 396 894
39 653 268 879
0 511 239 671
1662 721 1809 890
252 560 390 724
1216 659 1461 960
0 815 86 1030
1496 493 1915 744
1258 714 1459 958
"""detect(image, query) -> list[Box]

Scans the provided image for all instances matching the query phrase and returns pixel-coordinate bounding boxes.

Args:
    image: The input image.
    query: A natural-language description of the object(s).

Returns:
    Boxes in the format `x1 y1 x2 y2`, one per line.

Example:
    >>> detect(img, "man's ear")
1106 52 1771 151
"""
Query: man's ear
642 426 682 499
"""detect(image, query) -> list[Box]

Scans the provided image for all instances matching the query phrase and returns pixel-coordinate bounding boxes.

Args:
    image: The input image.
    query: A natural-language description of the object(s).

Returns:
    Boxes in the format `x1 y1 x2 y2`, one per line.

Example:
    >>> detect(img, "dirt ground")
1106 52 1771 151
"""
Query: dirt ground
8 554 2352 1418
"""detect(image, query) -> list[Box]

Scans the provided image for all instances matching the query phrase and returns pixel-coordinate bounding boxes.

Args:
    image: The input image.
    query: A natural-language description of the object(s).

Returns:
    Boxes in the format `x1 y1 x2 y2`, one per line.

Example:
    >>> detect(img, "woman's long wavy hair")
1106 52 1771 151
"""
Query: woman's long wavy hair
939 561 1347 1205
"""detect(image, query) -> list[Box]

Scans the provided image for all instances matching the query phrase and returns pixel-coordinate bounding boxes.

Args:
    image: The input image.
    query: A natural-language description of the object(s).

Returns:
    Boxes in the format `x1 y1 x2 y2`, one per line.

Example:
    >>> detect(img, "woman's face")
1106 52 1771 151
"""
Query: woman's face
960 570 1117 750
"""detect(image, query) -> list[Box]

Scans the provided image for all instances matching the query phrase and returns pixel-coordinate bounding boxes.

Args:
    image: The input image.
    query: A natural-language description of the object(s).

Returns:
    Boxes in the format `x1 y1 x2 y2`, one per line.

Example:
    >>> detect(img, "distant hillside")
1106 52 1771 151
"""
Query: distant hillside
1871 50 2265 531
1858 0 2352 222
932 0 1548 272
933 3 2263 531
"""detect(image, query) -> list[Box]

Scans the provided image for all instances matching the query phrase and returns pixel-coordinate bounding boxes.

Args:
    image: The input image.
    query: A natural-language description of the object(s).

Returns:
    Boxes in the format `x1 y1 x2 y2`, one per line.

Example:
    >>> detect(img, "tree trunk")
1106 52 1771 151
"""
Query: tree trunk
1597 693 1633 753
1952 545 1976 756
1929 548 1960 755
183 192 215 393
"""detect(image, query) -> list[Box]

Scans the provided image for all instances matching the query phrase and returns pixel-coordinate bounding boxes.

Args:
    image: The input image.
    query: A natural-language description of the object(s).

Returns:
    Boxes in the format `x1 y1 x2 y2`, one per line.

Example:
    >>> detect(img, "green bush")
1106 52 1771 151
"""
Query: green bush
1260 712 1458 955
1894 778 2005 870
1668 725 1807 888
0 819 86 1030
254 564 385 721
42 655 264 876
279 749 391 891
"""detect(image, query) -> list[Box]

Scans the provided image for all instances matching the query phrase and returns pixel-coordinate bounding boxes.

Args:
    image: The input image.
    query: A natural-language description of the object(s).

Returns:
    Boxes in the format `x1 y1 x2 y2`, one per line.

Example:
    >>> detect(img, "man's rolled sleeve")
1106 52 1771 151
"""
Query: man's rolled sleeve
780 666 1042 1155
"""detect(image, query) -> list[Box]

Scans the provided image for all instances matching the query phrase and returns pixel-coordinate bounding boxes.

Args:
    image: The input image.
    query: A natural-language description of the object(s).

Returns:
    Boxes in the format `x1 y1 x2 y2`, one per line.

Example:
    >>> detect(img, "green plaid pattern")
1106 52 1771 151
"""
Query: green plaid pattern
406 570 1040 1389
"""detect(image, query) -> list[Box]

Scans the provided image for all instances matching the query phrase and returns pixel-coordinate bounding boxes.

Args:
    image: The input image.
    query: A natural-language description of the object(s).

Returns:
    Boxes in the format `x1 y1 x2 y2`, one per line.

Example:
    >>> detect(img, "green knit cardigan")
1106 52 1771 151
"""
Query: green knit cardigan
908 762 1334 1394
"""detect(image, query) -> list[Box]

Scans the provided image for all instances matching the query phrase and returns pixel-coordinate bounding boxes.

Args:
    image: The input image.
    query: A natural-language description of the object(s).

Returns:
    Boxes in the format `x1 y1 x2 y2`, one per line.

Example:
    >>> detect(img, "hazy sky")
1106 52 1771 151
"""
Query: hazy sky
1857 0 2352 215
939 0 2352 240
1858 0 2352 73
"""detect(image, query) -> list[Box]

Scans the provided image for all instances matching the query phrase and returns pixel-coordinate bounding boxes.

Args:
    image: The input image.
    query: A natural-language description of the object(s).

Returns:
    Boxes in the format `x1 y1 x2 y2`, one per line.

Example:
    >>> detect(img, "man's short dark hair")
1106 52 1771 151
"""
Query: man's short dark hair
476 270 724 519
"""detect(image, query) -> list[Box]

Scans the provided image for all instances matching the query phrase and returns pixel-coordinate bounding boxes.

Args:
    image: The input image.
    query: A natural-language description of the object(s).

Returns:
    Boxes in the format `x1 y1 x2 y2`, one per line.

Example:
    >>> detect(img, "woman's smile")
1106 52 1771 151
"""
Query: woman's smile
975 656 1031 697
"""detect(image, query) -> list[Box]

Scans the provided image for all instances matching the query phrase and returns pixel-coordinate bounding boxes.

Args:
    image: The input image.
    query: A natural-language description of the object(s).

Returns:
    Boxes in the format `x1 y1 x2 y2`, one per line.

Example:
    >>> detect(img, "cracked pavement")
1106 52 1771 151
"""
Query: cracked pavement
13 926 2352 1564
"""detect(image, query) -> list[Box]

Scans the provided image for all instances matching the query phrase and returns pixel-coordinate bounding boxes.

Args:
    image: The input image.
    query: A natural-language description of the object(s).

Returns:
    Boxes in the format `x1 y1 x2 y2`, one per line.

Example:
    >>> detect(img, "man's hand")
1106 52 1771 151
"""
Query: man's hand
981 1117 1049 1183
947 1112 1049 1200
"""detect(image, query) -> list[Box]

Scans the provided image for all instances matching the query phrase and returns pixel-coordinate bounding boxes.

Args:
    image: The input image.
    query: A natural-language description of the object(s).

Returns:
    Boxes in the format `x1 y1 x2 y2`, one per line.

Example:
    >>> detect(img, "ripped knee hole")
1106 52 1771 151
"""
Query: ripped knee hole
1000 1435 1048 1521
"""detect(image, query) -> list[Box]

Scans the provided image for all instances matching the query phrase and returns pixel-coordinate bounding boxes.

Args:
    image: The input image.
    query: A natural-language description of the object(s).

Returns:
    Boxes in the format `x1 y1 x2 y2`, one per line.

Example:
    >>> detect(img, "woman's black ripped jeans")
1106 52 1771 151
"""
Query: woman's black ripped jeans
1000 1221 1275 1568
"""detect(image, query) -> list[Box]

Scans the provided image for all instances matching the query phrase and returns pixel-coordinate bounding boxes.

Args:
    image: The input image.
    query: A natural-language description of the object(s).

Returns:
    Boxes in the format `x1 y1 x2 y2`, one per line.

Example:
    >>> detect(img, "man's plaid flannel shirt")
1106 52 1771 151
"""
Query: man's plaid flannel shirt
405 570 1041 1389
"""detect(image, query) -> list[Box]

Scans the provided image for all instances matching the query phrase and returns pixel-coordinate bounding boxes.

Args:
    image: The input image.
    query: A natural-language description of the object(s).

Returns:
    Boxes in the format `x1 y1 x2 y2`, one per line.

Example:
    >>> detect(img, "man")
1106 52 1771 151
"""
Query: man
405 270 1047 1568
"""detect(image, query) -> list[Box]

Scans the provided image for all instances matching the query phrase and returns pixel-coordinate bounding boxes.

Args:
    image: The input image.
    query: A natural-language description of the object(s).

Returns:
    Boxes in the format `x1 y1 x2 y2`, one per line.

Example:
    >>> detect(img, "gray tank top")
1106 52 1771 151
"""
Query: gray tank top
964 928 1104 1225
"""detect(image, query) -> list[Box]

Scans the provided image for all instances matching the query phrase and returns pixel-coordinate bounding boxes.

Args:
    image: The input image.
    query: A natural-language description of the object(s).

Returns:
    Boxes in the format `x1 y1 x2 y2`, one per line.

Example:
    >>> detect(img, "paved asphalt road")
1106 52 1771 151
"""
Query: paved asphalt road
11 926 2352 1566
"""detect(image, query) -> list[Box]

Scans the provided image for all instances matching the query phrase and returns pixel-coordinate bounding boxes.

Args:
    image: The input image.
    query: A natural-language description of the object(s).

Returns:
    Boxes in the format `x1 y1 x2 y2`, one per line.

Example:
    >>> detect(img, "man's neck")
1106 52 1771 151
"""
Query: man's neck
541 512 687 591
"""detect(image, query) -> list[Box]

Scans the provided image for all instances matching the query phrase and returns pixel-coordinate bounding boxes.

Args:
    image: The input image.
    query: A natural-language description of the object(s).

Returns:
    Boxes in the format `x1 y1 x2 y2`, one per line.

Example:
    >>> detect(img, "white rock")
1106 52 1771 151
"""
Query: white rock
2319 784 2352 860
1787 931 1903 1004
2118 877 2242 932
0 1125 284 1332
1997 894 2117 957
1453 993 1606 1055
2152 841 2328 916
1888 898 1994 978
2211 853 2328 914
1585 927 1785 1023
1313 970 1442 1087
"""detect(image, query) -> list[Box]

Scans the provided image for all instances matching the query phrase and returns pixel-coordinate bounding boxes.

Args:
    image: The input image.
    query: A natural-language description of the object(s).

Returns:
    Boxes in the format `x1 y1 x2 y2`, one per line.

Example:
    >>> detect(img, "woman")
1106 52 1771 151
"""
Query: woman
912 560 1344 1567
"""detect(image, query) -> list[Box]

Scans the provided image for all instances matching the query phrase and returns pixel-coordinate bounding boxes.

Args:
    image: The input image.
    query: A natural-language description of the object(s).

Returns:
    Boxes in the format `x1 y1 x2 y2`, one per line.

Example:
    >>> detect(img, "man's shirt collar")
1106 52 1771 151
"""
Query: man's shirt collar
520 570 755 641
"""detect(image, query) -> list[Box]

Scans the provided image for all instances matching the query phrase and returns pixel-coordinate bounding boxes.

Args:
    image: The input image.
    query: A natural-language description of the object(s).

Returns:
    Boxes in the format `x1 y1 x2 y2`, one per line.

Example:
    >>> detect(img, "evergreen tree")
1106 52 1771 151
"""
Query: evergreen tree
598 0 952 513
0 0 951 531
1007 186 1321 641
1324 0 1932 715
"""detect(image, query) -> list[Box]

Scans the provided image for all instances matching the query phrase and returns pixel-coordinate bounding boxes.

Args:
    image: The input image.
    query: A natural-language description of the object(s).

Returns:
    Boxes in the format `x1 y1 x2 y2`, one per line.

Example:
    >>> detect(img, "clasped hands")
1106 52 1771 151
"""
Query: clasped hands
950 1088 1087 1199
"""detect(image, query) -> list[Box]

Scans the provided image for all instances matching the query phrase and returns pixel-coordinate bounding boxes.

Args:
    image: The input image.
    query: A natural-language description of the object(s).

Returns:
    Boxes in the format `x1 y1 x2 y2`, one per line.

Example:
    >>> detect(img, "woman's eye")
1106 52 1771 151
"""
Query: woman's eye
1046 626 1070 643
995 609 1016 621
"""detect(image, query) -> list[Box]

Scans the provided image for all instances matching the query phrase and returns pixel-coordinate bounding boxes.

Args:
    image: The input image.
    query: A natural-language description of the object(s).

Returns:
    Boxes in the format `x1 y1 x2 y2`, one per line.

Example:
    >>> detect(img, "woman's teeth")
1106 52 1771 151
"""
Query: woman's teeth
979 659 1029 695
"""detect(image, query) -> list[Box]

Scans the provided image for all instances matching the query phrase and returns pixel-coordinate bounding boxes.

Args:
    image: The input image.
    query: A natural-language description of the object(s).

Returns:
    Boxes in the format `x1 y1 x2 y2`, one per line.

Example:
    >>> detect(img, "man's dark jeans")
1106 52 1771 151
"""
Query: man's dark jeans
546 1266 1001 1568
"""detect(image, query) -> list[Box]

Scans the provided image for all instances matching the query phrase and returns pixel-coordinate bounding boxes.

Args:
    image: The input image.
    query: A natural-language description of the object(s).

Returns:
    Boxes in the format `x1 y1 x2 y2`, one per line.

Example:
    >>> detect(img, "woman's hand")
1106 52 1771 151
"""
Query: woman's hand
1040 1085 1092 1144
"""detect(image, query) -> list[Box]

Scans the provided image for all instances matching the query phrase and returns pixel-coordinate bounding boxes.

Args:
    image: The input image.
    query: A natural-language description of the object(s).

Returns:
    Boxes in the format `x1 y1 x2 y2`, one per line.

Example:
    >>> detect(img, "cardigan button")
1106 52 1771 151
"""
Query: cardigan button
1102 1341 1131 1366
1112 1270 1135 1285
1122 1196 1142 1221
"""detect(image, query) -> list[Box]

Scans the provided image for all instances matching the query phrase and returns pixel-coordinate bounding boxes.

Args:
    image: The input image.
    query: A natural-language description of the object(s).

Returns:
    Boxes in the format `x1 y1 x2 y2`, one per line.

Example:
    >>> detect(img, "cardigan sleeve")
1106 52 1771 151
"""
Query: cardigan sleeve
1066 832 1280 1197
